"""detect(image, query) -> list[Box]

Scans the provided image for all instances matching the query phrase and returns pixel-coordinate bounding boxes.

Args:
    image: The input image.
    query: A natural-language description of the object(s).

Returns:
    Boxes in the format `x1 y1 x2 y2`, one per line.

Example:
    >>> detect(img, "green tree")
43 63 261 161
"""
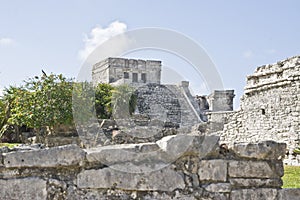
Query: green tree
95 83 114 119
72 81 96 124
111 84 137 118
0 86 25 138
3 73 73 141
0 98 6 134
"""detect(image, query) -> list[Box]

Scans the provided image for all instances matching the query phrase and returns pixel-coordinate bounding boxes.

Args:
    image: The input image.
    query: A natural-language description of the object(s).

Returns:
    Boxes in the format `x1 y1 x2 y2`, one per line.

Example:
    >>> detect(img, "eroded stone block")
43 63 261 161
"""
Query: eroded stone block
85 143 160 164
156 134 219 159
198 159 227 182
0 178 47 200
233 141 286 160
228 161 279 178
278 188 300 200
231 189 277 200
229 178 282 188
204 183 231 193
77 166 185 191
3 144 85 168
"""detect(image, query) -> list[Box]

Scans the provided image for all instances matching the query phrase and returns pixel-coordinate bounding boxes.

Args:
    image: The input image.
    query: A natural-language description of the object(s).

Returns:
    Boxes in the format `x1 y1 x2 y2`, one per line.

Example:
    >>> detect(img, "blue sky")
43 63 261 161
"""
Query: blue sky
0 0 300 108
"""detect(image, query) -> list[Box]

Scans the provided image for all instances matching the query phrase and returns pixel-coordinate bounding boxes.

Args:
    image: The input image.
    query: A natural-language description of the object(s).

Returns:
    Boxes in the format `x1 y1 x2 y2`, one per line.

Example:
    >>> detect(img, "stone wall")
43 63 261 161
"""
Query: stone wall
207 90 235 112
0 134 299 200
220 56 300 159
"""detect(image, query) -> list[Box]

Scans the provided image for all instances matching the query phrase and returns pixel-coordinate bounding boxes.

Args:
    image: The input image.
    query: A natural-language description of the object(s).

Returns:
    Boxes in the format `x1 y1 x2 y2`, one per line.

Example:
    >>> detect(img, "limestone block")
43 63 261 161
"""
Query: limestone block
77 166 185 191
198 160 227 182
229 178 282 188
204 183 231 193
3 144 85 168
156 134 219 159
0 178 47 200
85 143 160 164
233 141 286 160
228 161 280 178
277 188 300 200
231 189 277 200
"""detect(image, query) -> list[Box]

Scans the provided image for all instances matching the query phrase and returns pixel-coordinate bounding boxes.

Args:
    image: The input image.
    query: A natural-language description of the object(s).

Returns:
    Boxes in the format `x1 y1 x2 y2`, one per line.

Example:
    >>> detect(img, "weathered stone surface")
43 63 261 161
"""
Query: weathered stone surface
229 178 282 188
198 160 227 182
0 147 9 167
156 134 219 159
204 183 231 193
277 188 300 200
231 189 277 200
86 142 159 163
3 144 85 168
220 56 300 165
77 166 185 191
86 142 180 173
93 57 161 87
233 141 287 160
228 161 278 178
0 178 47 200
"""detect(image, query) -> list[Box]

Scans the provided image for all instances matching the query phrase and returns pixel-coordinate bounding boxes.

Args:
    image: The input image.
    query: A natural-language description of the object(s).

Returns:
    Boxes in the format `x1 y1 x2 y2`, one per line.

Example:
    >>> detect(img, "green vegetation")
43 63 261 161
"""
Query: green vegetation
95 83 114 119
0 74 74 142
0 143 20 148
111 84 137 118
0 72 116 143
293 146 300 154
282 165 300 188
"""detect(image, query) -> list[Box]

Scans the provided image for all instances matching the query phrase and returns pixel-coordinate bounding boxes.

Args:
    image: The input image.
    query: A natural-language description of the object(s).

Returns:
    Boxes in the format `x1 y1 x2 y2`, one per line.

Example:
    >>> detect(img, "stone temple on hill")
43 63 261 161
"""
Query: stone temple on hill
92 56 300 165
92 57 235 118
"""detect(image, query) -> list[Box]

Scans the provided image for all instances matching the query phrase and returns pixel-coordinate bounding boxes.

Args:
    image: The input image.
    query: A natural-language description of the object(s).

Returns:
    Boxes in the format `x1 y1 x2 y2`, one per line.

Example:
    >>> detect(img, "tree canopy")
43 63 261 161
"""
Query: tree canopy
0 72 134 142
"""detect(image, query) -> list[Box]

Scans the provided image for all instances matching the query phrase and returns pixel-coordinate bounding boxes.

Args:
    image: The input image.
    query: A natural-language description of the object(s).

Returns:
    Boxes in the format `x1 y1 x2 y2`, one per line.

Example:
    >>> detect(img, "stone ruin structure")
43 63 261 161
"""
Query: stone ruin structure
0 56 299 199
92 57 161 86
1 135 299 199
92 57 235 125
216 55 300 165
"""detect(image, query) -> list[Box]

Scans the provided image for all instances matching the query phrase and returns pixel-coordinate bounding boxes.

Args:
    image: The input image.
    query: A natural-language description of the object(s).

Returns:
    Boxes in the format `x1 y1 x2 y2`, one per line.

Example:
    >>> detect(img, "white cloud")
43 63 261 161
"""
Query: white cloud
0 37 15 46
78 21 127 61
243 50 253 58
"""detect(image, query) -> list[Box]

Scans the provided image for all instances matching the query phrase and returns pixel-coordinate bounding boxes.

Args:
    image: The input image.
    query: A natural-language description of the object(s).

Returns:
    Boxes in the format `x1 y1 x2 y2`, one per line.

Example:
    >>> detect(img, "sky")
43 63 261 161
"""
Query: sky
0 0 300 109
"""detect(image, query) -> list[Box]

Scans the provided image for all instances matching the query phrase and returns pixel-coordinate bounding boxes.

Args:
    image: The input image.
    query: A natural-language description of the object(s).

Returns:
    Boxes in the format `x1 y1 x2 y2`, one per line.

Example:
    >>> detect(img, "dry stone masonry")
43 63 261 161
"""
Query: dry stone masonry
0 135 299 200
3 56 299 199
219 55 300 165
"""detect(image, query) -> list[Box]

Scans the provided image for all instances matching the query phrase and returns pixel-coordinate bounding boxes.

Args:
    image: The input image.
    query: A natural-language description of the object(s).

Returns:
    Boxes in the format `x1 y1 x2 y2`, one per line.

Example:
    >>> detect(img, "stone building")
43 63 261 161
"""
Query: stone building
207 90 235 112
92 57 161 86
3 57 300 199
92 57 235 131
219 56 300 164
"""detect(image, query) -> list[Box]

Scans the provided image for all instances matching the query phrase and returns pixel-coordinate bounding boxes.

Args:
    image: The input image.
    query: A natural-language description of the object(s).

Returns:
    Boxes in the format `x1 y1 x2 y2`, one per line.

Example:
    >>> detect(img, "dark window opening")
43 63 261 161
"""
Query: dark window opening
261 108 266 115
132 73 138 82
124 72 129 79
141 73 147 83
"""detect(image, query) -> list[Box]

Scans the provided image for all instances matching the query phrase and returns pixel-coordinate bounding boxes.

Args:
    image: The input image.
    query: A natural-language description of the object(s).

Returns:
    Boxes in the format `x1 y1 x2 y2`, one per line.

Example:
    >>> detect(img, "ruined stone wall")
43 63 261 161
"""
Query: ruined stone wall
221 56 300 156
0 135 299 200
207 90 235 112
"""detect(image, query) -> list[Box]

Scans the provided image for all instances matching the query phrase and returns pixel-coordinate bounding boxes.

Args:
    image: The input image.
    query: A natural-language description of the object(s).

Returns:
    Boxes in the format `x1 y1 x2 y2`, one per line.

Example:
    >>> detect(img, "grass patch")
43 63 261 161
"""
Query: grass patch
0 143 20 148
282 165 300 188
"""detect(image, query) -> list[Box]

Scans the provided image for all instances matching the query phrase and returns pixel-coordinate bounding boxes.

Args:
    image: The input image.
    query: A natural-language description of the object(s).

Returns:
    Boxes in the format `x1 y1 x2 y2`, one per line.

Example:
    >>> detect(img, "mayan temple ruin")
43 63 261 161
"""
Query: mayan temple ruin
0 56 299 199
